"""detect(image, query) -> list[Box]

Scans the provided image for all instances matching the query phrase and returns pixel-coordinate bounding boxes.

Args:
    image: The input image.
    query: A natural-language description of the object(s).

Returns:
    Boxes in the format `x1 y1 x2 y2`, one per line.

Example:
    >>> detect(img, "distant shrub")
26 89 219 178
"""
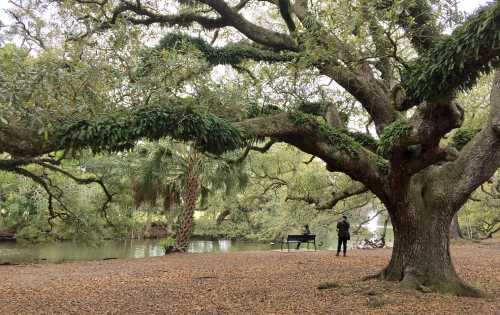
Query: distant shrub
158 236 176 254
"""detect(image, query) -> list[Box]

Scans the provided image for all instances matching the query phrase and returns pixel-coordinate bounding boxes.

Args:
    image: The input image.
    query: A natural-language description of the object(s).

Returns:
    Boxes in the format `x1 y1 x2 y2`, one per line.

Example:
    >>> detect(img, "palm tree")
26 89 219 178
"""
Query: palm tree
174 149 200 251
130 145 181 237
130 140 248 251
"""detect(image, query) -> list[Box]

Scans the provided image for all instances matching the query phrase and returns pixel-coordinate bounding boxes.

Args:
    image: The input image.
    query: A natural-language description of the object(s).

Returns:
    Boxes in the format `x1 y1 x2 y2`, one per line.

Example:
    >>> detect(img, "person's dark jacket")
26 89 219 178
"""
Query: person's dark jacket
337 221 350 239
303 225 311 235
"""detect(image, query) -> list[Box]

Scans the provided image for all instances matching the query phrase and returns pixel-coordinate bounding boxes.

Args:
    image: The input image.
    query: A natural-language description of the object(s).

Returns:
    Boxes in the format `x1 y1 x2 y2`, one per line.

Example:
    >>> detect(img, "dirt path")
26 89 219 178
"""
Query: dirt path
0 243 499 314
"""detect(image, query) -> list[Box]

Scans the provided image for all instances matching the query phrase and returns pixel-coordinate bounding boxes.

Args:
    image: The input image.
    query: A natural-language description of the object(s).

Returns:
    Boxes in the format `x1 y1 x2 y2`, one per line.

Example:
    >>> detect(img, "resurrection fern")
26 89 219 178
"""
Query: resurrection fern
347 131 378 151
289 111 318 126
246 103 282 118
451 127 481 151
377 119 410 157
376 157 389 175
156 33 296 66
289 111 362 156
402 2 500 102
58 104 245 155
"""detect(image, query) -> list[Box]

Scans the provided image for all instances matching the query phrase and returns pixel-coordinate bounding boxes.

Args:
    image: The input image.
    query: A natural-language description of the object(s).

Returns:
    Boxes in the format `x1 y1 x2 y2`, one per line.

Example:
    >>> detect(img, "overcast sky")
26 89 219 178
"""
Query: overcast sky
458 0 490 12
0 0 492 48
0 0 492 21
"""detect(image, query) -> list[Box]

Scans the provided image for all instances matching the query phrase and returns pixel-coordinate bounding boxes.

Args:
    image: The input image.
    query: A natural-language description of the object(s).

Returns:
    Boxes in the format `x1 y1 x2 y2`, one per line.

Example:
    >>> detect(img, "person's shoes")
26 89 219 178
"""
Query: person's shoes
336 252 339 256
343 252 346 257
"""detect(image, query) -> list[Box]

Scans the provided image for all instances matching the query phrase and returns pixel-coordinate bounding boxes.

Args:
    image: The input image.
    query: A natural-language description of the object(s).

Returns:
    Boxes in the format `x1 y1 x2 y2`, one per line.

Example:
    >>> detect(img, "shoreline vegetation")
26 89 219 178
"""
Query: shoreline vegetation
0 241 498 314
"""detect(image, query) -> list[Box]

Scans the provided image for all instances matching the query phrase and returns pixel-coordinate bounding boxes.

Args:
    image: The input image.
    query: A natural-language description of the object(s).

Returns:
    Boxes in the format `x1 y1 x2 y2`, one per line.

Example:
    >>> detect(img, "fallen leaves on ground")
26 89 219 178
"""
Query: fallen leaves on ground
0 240 499 314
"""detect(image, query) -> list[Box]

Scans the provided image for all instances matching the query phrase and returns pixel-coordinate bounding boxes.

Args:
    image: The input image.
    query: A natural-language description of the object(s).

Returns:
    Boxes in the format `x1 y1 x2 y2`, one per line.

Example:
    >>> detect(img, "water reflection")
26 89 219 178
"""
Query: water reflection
188 240 214 253
218 239 231 252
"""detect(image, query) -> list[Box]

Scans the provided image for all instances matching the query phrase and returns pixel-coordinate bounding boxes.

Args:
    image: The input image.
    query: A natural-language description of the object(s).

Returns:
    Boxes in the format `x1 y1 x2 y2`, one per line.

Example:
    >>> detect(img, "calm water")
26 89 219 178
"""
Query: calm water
0 239 280 264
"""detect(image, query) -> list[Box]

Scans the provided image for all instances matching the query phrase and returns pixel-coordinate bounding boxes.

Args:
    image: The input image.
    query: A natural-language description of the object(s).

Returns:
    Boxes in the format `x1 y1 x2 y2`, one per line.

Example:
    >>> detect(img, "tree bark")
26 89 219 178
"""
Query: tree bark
449 214 463 239
375 196 482 297
174 152 200 252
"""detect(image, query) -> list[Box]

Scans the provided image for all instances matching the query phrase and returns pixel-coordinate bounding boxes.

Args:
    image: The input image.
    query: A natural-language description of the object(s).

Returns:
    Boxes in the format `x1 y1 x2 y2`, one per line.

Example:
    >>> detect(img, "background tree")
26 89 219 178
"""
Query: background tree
197 143 387 244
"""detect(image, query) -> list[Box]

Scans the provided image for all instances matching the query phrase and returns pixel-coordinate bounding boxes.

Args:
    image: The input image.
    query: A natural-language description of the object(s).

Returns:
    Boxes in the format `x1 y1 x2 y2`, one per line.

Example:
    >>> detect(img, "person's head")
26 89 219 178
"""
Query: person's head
304 224 309 229
342 215 347 222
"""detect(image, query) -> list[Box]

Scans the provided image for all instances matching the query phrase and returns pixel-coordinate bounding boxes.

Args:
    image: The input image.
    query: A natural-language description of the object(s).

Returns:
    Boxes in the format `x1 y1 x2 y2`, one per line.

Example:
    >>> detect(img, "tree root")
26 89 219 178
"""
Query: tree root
164 246 184 255
400 267 486 298
364 267 487 298
362 272 384 281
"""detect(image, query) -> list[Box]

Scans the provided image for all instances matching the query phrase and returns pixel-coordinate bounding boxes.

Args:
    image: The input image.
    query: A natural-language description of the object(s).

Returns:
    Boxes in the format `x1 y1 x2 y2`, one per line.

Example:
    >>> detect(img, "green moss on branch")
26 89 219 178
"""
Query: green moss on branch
348 131 379 151
402 2 500 102
246 103 282 118
451 127 481 151
377 119 410 156
58 104 245 155
156 33 296 65
288 111 364 156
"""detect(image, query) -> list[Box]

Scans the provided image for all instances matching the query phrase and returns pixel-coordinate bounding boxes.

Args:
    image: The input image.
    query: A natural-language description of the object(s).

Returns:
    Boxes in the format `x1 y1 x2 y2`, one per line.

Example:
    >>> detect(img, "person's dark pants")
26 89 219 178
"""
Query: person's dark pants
296 242 301 250
337 237 348 255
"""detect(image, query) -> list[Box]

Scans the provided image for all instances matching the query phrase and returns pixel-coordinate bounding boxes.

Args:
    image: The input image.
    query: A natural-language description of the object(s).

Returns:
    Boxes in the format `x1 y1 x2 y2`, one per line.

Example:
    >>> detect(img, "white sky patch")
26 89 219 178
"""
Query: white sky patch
458 0 490 13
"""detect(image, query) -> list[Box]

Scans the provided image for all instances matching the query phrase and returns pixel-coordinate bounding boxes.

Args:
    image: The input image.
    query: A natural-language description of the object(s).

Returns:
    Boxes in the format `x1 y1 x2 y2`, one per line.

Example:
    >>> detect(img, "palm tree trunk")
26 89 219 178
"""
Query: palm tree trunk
174 151 200 251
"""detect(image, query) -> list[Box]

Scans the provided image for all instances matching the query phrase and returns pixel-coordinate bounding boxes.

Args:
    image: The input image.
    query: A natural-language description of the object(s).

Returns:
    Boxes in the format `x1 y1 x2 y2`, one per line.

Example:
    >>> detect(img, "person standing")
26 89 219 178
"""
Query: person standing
336 216 350 256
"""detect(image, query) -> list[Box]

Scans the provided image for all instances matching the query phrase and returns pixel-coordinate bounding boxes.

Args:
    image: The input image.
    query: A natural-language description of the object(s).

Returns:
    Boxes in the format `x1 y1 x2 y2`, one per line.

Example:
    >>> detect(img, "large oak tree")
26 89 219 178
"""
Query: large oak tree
1 0 500 296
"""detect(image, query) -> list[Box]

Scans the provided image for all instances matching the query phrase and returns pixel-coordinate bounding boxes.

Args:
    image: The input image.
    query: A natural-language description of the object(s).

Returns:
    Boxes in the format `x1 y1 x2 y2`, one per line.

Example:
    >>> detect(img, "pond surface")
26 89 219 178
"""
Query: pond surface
0 239 276 264
0 227 393 264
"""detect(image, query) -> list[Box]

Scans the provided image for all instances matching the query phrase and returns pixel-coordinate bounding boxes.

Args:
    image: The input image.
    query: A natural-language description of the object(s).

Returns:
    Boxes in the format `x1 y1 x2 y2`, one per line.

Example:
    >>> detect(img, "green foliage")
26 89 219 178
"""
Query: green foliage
377 120 410 156
158 236 176 252
376 158 389 175
402 2 500 102
155 33 296 66
457 74 493 128
15 225 48 242
59 104 245 155
246 103 282 119
347 131 378 151
194 144 381 243
459 171 500 239
0 43 122 135
451 128 481 151
0 172 44 230
289 112 361 156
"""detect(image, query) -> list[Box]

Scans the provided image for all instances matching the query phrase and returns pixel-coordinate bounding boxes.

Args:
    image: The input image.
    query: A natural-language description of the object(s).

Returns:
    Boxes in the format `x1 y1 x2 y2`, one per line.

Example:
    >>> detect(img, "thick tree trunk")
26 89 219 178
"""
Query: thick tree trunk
376 203 483 297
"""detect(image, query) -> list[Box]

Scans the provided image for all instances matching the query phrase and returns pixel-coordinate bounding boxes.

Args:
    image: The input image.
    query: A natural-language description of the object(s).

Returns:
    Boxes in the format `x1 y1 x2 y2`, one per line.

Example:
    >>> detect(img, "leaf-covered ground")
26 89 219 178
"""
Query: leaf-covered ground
0 240 499 314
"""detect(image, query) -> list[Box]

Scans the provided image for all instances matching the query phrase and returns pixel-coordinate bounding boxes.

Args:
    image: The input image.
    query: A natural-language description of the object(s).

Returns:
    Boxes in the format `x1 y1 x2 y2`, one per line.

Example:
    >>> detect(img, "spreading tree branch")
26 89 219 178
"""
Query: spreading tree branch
286 181 369 211
278 0 296 33
351 208 385 235
378 0 441 53
316 182 369 210
154 33 297 66
433 69 500 211
0 158 115 226
402 2 500 103
198 0 298 50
